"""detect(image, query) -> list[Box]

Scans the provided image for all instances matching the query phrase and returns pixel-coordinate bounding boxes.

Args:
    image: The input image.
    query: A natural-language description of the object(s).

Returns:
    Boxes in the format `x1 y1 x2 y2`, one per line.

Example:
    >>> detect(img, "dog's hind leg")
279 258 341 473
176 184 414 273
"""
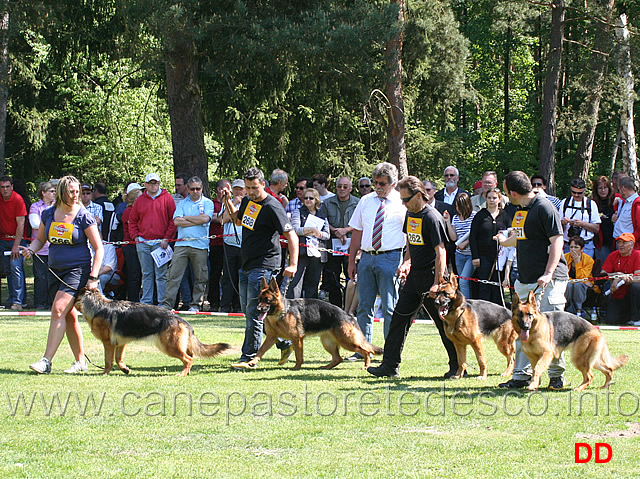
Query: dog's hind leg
498 330 518 377
320 333 343 369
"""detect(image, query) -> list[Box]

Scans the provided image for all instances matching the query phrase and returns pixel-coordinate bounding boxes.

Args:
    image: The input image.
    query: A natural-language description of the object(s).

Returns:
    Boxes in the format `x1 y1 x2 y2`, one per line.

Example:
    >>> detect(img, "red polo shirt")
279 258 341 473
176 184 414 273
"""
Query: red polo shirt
0 190 27 241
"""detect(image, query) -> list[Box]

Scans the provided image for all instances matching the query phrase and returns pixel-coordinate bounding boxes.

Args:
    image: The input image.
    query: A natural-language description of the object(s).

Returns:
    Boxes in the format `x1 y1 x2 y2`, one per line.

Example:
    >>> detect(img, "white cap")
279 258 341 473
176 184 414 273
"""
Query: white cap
144 173 160 183
126 183 143 194
231 179 245 188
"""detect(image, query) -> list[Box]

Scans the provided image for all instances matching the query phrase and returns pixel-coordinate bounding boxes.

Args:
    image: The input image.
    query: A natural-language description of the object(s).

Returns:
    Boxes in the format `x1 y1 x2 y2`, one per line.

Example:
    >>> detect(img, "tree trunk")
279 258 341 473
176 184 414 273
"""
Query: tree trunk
165 39 209 196
0 9 9 175
538 0 564 196
615 13 638 184
504 26 511 145
385 0 407 179
573 0 615 181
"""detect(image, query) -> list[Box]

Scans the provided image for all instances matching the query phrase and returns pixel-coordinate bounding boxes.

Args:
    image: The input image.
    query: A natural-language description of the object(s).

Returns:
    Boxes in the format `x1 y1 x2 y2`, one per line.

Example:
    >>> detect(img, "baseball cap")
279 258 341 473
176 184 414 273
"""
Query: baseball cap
126 183 143 194
145 173 161 183
231 179 245 188
616 232 635 243
473 180 482 190
81 184 92 190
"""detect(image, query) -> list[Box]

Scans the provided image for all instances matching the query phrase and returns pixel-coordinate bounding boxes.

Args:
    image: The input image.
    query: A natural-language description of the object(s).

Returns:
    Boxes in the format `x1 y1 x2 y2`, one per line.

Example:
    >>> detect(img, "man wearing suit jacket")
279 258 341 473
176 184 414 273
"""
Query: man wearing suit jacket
434 166 469 205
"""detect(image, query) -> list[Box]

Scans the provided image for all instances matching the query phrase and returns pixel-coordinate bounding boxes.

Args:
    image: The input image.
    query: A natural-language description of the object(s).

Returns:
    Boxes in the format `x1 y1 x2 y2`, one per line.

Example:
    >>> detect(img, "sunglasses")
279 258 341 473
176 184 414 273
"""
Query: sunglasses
295 186 306 190
336 185 350 189
374 180 388 187
304 196 315 200
359 184 371 189
401 192 417 203
571 190 585 195
444 174 456 178
81 191 92 195
190 187 202 191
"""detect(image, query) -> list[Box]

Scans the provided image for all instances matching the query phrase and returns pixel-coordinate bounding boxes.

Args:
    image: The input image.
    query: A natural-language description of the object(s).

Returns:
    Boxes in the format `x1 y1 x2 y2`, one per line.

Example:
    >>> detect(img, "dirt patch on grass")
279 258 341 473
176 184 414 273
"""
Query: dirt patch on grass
577 423 640 439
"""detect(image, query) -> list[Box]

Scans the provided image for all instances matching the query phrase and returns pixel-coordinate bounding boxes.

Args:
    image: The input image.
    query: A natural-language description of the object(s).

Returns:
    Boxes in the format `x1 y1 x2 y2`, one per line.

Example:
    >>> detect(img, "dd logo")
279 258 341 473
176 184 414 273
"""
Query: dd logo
574 443 612 464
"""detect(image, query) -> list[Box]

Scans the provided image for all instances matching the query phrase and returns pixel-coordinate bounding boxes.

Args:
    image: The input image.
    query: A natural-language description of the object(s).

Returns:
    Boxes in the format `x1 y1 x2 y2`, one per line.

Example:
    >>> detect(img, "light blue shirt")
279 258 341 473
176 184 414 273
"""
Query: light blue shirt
613 192 638 239
173 196 214 250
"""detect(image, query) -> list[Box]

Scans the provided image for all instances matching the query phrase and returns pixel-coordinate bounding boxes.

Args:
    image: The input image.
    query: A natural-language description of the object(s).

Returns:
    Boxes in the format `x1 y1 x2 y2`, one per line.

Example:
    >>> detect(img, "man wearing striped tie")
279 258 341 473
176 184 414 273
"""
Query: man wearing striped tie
347 162 406 360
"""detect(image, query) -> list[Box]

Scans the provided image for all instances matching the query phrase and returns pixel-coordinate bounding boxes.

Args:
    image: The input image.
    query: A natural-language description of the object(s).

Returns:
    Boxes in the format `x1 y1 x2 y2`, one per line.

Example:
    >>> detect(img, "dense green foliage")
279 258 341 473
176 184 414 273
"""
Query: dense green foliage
3 0 640 199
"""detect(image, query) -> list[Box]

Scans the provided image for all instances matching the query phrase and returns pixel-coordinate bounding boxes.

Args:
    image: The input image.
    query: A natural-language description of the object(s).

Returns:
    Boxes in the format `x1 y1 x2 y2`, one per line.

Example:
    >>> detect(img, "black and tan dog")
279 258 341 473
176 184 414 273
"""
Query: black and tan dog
247 278 383 369
512 290 628 391
433 274 517 379
74 288 234 376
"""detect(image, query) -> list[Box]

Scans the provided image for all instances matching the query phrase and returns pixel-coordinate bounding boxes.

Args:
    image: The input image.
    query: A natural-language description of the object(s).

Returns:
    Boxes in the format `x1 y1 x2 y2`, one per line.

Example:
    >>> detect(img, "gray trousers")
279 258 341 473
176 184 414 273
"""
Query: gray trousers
513 279 567 381
161 246 209 310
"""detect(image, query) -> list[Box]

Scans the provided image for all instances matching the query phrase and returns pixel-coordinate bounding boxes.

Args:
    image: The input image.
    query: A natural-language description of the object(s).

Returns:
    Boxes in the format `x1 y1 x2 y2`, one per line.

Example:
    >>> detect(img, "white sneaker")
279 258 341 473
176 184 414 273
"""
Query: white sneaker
30 357 51 374
64 361 88 374
629 320 640 327
188 306 199 312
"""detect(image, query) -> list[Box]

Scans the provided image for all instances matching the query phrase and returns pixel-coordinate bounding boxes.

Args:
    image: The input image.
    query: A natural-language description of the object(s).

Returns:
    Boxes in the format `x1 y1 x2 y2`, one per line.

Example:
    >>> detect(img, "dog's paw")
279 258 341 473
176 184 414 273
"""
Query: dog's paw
476 375 488 381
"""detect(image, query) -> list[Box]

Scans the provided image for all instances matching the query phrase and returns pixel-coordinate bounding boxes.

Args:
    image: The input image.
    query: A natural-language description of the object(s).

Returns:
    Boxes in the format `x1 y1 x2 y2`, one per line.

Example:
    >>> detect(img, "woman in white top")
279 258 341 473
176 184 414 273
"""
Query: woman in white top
287 188 330 299
444 192 476 299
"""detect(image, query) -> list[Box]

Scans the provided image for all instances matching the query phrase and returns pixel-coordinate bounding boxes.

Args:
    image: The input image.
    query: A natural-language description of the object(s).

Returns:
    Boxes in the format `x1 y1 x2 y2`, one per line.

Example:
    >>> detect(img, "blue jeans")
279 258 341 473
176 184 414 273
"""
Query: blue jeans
455 250 474 299
356 250 402 343
136 241 169 305
239 268 273 361
0 239 26 305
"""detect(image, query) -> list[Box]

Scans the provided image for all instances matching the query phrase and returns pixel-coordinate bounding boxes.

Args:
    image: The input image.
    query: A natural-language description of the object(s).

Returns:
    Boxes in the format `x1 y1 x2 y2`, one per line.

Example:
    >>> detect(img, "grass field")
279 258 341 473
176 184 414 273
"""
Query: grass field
0 313 638 478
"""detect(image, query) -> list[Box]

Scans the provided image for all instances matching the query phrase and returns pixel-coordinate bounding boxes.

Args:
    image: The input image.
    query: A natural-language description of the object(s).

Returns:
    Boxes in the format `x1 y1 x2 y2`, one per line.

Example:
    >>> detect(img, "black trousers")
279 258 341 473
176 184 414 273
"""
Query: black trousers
607 283 640 324
324 254 348 307
381 270 458 370
476 255 502 304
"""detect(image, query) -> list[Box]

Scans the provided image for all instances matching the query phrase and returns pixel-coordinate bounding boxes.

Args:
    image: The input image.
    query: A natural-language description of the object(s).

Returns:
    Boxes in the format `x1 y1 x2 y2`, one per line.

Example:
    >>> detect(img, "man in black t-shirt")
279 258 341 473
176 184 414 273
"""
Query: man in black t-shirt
221 168 299 369
496 171 569 390
368 176 458 378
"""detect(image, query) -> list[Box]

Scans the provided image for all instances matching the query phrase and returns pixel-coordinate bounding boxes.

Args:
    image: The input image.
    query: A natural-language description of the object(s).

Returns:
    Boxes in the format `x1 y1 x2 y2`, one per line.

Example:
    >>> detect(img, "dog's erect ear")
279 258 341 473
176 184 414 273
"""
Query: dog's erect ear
450 274 458 288
511 292 520 312
261 277 269 290
269 277 279 292
527 289 536 304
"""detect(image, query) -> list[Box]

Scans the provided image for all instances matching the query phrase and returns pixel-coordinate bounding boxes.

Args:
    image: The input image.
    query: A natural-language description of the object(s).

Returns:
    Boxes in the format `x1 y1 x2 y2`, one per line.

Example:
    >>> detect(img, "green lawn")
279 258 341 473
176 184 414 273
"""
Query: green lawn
0 314 638 478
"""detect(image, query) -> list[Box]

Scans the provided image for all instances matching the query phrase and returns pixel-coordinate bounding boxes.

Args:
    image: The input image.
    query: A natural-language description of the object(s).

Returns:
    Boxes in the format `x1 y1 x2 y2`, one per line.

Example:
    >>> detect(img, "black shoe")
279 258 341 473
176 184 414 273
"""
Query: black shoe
498 378 530 389
367 364 399 378
548 377 564 390
443 368 469 379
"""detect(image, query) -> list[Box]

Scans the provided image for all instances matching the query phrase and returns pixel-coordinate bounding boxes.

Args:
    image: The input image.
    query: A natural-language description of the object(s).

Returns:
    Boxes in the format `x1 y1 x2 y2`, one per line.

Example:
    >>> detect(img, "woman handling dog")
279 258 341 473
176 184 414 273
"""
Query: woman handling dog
21 175 104 374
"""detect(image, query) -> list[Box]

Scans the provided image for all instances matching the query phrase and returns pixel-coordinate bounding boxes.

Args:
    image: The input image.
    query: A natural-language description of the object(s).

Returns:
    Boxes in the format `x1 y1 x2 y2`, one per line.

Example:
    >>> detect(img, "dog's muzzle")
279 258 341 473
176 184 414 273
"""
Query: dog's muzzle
517 319 531 342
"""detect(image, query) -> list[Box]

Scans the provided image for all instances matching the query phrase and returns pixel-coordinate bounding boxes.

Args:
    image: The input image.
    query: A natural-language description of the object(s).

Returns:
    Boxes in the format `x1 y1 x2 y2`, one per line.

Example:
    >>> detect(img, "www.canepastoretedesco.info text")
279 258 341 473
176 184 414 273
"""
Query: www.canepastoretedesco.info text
3 385 639 424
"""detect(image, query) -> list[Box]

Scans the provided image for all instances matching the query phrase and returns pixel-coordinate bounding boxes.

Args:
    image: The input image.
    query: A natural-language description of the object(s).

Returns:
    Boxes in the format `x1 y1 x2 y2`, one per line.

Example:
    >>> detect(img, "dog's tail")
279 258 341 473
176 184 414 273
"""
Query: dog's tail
600 342 629 371
189 335 237 358
362 342 383 356
611 354 629 370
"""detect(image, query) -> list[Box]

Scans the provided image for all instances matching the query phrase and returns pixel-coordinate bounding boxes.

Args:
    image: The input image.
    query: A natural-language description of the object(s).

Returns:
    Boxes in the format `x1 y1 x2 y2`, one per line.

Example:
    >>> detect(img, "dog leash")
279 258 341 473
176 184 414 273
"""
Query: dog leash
29 251 80 292
84 353 105 371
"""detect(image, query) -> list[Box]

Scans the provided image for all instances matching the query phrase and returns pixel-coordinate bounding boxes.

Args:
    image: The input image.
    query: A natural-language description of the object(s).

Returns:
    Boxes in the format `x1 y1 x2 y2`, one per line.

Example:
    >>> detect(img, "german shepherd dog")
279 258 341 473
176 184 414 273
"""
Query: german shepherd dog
247 278 383 369
74 288 234 376
512 290 628 391
433 274 517 379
